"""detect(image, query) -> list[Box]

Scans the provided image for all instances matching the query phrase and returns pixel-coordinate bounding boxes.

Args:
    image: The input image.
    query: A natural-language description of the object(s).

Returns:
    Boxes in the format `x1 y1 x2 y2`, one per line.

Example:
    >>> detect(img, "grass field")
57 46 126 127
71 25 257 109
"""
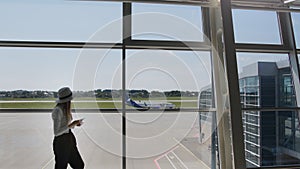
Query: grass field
0 97 197 101
0 97 198 109
0 102 122 109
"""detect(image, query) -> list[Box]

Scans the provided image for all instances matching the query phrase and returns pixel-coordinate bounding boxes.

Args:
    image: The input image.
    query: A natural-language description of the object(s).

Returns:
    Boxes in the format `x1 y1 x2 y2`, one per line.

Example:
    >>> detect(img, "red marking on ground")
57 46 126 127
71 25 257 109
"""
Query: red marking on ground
154 159 162 169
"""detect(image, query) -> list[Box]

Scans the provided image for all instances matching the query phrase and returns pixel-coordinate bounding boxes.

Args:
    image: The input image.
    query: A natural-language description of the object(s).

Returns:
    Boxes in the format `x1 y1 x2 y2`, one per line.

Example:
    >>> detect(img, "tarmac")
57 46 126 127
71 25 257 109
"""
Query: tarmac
0 111 214 169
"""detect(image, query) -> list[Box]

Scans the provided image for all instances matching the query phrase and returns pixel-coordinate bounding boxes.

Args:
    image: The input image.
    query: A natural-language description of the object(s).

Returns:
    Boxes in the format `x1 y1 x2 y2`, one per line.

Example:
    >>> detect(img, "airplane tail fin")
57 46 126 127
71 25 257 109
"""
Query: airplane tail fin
125 92 146 108
125 92 131 105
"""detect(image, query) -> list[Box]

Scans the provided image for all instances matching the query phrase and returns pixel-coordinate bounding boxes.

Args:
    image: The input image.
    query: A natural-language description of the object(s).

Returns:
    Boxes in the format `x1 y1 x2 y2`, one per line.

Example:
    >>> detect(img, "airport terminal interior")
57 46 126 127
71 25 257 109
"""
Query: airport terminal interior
1 0 300 169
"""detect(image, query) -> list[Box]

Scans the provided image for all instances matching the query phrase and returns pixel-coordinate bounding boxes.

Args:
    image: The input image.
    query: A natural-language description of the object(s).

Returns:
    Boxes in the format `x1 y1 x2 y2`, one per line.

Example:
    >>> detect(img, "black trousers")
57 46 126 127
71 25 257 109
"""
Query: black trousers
53 130 84 169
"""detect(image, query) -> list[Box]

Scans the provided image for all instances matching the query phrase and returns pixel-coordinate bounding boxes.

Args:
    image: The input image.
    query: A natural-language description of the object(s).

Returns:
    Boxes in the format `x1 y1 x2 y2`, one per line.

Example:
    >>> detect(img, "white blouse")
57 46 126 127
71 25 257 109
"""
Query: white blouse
51 106 72 137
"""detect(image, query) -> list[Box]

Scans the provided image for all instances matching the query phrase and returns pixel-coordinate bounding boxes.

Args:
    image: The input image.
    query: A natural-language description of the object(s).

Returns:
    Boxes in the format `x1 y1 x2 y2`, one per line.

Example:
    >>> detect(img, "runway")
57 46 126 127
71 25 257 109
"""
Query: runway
0 111 213 169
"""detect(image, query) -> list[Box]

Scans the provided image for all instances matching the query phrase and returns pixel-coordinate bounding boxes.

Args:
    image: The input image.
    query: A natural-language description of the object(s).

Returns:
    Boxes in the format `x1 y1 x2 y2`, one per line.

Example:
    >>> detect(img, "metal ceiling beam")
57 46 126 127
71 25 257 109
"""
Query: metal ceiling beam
232 4 300 12
231 0 300 12
73 0 213 7
75 0 300 11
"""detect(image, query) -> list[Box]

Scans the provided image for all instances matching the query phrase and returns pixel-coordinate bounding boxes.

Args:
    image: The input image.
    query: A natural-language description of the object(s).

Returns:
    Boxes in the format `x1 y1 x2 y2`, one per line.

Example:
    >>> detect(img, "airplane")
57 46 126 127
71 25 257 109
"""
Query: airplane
125 94 176 110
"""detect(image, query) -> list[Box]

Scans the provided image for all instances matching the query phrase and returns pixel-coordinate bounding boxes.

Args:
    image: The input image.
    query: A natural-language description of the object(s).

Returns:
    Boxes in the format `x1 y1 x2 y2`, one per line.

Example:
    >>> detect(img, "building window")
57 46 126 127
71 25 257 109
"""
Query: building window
279 74 296 107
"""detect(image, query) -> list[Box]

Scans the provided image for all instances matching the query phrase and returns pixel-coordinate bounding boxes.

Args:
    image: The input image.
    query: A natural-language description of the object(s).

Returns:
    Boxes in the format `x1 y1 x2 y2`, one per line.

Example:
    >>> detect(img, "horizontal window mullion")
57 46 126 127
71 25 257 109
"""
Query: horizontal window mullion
242 107 300 111
0 40 213 51
252 165 300 169
236 43 291 53
0 40 123 49
126 39 211 51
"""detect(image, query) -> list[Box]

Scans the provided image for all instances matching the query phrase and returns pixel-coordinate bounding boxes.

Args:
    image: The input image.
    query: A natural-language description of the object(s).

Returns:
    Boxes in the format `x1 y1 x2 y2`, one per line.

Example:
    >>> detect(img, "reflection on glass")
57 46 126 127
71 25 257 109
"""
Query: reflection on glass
0 48 122 109
74 49 122 109
299 54 300 72
237 53 300 167
0 113 122 169
132 3 203 41
0 48 79 91
292 13 300 48
198 88 218 169
0 48 122 168
237 53 295 108
243 110 300 168
126 50 213 168
232 9 281 44
126 50 211 109
0 1 122 42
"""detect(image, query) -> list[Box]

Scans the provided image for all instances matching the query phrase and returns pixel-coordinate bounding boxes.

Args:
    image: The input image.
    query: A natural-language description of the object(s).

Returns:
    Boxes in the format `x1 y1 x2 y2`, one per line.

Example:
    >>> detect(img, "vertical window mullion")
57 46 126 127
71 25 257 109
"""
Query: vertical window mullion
278 12 300 107
220 0 247 168
122 2 132 169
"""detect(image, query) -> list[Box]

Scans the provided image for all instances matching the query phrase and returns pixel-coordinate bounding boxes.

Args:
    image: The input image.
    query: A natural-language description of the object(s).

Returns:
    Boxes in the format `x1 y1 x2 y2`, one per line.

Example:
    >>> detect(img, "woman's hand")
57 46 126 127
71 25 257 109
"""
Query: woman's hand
68 120 82 128
77 119 84 126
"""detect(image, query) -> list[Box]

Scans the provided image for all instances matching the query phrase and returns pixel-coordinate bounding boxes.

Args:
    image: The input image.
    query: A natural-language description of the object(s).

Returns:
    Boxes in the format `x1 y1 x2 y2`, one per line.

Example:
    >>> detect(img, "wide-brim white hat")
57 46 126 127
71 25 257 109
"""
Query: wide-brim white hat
56 87 73 103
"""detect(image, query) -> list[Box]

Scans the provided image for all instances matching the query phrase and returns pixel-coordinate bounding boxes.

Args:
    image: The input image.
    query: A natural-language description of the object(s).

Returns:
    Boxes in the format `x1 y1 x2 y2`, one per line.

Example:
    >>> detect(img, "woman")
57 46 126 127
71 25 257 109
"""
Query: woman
52 87 84 169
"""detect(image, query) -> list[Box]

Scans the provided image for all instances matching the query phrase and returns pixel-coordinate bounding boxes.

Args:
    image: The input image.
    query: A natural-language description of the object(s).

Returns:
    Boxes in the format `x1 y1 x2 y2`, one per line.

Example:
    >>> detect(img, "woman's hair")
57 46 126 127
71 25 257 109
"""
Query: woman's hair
56 101 72 121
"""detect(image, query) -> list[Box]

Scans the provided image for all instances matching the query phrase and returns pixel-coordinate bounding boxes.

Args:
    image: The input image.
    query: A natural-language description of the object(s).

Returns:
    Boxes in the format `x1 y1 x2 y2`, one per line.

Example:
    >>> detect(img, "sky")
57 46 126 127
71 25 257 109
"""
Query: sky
0 0 299 91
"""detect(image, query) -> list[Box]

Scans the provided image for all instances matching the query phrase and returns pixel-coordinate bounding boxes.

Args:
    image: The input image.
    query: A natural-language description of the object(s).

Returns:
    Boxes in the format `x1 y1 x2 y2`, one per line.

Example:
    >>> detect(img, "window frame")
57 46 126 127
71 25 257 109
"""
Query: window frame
1 1 300 169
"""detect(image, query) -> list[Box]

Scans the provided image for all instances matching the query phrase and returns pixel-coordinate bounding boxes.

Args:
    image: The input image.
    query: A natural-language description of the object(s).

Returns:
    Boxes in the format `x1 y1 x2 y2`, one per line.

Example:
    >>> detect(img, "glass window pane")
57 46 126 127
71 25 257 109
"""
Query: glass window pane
292 13 300 49
243 110 300 168
0 113 122 169
132 3 203 41
0 48 122 109
238 53 300 167
232 9 281 44
0 1 122 42
237 53 296 108
299 54 300 67
0 48 79 91
0 48 122 168
126 50 211 109
126 50 213 168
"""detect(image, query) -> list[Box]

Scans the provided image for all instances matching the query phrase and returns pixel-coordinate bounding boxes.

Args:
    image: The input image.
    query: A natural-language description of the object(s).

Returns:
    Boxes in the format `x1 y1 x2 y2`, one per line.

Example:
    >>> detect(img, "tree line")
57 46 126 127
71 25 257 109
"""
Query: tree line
0 89 199 99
